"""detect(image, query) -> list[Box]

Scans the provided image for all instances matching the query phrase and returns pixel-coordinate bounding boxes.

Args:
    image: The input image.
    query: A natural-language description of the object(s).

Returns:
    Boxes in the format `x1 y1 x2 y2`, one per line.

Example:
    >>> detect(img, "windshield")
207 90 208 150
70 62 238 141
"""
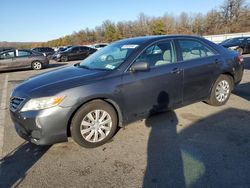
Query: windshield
79 42 139 70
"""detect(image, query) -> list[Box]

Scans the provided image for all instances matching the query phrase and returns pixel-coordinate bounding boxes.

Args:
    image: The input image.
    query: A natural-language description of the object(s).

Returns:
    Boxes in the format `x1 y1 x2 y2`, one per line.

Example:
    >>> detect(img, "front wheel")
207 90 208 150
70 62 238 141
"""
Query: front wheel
70 100 118 148
207 75 233 106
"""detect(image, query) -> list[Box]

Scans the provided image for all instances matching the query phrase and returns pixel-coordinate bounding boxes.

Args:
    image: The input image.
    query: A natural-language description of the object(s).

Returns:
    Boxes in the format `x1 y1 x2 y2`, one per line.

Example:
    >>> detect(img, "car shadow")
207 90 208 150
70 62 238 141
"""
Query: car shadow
0 142 50 187
143 107 250 187
233 82 250 101
48 63 67 68
143 91 186 187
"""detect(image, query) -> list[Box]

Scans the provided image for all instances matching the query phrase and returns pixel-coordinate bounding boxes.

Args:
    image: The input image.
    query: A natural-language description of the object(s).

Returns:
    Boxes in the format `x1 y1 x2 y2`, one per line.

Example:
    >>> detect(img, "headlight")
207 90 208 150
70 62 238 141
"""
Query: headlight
21 96 65 112
56 54 61 58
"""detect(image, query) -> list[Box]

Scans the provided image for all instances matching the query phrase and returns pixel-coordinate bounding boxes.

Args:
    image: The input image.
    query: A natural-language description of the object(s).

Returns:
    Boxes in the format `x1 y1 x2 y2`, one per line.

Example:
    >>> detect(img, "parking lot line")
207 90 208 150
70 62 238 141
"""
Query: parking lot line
0 74 9 160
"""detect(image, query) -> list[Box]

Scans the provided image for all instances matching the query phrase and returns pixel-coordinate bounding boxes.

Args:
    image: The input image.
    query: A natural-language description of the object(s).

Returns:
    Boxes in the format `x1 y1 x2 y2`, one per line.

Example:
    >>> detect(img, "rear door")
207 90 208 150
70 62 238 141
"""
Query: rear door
13 50 32 68
176 38 221 104
121 40 183 120
0 50 15 70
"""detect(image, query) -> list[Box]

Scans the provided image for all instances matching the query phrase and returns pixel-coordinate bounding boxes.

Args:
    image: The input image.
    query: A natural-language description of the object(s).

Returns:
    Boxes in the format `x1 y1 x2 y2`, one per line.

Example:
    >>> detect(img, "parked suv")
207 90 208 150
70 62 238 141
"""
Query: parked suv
219 37 250 54
0 49 49 71
10 35 244 148
32 47 55 59
55 46 97 62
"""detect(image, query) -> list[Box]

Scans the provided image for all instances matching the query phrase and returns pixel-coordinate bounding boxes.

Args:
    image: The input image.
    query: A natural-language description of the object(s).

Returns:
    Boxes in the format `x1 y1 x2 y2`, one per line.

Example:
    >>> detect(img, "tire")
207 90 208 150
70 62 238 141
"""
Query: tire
70 100 118 148
207 75 233 106
60 55 68 62
237 48 243 55
31 61 43 70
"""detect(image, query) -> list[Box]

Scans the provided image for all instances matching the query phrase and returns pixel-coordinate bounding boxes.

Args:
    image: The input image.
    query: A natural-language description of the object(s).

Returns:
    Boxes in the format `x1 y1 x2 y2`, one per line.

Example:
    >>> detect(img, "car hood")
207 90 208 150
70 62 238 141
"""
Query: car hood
13 66 109 98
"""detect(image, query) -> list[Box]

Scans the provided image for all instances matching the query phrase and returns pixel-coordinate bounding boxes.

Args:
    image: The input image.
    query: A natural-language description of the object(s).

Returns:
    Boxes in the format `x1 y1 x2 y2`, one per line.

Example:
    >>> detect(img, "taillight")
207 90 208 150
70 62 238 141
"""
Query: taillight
235 55 244 64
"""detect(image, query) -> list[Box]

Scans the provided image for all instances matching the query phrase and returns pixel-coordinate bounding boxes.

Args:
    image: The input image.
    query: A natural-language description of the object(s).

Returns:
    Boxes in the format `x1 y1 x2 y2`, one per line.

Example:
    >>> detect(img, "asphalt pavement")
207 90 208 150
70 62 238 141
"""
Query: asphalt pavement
0 57 250 188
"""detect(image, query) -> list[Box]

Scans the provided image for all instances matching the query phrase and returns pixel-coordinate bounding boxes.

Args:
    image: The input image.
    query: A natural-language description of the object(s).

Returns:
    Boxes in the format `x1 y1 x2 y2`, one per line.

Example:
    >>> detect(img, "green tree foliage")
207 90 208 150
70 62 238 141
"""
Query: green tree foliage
151 19 165 35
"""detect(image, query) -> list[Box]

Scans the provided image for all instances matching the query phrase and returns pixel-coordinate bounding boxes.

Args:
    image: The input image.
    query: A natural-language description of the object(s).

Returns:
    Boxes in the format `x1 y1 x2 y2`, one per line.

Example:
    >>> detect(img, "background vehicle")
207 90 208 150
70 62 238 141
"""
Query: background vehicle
55 46 97 62
0 49 49 71
219 37 250 54
32 47 55 59
0 47 16 53
51 46 72 60
91 43 108 50
10 35 244 148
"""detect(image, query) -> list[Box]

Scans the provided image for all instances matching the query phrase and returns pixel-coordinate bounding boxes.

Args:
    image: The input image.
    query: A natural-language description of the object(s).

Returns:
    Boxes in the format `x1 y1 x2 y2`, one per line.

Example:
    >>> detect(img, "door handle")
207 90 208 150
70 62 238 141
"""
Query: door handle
171 68 181 74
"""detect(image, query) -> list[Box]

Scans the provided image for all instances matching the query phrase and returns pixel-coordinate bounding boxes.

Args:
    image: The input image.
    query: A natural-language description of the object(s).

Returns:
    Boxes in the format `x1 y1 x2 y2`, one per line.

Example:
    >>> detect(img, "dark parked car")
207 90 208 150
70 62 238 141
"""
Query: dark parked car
0 47 16 53
51 46 72 60
0 49 49 71
219 37 250 54
32 47 55 59
10 35 244 148
55 46 97 62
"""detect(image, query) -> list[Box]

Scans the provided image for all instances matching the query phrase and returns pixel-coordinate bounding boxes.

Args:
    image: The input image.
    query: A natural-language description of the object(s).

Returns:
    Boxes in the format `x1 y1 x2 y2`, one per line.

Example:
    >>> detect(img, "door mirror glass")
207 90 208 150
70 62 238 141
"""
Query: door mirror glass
130 62 149 72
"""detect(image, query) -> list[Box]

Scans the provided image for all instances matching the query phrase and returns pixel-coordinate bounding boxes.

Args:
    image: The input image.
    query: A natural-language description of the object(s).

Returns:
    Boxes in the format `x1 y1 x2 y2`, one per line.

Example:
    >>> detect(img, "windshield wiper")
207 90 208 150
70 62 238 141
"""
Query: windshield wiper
77 64 91 70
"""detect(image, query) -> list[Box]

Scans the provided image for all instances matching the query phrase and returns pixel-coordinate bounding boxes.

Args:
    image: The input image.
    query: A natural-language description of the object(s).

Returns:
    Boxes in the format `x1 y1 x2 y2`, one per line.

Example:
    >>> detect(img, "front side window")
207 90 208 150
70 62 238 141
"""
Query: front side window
17 50 31 57
0 51 15 59
179 40 215 61
72 47 79 52
134 41 176 68
79 42 138 70
80 47 89 52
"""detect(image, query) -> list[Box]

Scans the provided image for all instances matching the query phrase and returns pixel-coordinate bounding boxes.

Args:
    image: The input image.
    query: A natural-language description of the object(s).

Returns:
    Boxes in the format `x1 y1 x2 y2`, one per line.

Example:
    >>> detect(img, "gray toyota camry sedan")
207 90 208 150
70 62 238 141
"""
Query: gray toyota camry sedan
0 49 49 71
10 35 244 148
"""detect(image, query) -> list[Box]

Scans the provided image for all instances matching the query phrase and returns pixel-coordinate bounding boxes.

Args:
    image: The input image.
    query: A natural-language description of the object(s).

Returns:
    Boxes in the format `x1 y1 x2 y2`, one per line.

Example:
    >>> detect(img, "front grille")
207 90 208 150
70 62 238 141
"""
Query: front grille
10 97 25 112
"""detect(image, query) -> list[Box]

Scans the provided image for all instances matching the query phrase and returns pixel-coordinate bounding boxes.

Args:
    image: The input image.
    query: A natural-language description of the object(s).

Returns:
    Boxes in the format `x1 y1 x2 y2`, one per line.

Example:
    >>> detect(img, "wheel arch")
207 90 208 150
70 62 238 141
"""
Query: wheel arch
207 72 235 101
66 98 123 137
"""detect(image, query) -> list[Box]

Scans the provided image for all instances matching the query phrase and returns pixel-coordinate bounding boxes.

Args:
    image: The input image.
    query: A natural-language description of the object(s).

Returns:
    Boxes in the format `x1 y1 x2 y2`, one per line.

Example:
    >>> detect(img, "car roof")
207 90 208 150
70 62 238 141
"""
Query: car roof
115 35 204 45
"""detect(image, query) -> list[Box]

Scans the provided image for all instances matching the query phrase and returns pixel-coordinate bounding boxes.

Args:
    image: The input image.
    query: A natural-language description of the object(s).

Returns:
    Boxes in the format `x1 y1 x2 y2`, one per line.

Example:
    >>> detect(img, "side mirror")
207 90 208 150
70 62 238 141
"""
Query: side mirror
130 62 149 72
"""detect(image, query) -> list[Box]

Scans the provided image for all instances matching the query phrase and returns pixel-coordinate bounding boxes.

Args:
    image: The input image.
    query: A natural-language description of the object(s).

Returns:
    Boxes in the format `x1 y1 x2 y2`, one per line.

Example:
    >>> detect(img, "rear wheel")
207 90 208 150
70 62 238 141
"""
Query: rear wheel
70 100 118 148
207 75 233 106
31 61 43 70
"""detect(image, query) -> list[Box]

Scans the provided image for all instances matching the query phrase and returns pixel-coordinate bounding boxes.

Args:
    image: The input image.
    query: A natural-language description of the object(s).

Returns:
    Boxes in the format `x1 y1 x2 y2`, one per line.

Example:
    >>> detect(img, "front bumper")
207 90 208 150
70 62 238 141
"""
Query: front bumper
10 106 74 145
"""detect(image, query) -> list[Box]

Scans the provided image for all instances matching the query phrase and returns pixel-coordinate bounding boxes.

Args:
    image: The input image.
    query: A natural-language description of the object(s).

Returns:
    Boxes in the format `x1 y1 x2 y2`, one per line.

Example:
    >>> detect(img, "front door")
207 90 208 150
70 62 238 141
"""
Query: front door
0 50 15 70
121 40 183 120
12 50 32 69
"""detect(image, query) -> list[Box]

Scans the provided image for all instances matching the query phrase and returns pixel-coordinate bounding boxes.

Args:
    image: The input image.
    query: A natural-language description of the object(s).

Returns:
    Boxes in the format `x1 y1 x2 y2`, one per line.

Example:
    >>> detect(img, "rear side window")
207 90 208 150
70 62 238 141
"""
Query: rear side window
179 40 215 61
17 50 31 57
